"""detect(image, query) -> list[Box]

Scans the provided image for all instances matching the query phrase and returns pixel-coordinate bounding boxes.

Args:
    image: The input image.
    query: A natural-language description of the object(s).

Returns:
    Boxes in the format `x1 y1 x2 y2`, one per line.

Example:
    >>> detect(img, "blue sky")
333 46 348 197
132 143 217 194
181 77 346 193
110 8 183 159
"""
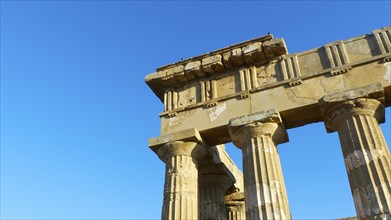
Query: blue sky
1 1 390 219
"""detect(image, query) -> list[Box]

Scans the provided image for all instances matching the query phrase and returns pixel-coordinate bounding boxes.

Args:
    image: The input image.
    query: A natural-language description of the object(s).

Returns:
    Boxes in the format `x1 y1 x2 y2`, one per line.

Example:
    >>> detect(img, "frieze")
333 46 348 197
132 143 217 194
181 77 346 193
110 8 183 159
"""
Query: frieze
146 26 391 118
324 41 350 69
372 26 391 55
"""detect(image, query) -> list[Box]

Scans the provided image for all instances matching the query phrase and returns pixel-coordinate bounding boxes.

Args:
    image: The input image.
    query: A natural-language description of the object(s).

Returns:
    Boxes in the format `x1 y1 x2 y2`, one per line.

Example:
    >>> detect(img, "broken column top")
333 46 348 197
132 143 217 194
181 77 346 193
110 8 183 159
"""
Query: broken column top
145 33 288 101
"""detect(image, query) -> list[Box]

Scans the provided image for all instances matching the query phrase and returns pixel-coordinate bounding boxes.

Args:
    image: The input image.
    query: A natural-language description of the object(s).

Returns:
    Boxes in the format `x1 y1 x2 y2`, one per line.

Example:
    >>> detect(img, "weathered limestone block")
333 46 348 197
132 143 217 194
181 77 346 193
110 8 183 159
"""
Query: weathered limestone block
320 85 391 220
202 54 225 74
228 109 291 220
222 51 234 69
262 38 287 59
231 48 245 67
184 60 205 78
209 145 245 192
225 191 246 220
242 42 264 64
159 64 187 82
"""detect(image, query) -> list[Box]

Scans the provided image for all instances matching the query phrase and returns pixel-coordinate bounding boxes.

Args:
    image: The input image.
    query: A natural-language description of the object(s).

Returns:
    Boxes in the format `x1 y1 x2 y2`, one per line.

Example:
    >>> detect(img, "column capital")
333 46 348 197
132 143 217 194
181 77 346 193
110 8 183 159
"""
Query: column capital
324 98 384 132
319 83 385 133
148 128 207 162
228 109 288 148
157 141 206 163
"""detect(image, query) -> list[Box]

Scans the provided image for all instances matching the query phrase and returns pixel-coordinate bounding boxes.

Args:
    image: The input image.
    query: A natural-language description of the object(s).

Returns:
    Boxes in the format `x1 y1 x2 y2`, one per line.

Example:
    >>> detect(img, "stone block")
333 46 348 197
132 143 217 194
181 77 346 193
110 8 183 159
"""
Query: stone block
263 38 287 59
209 145 244 191
148 128 203 152
229 109 282 129
242 42 264 64
165 65 184 76
222 51 234 69
184 61 205 78
319 83 384 115
225 191 245 202
231 48 245 66
202 54 225 74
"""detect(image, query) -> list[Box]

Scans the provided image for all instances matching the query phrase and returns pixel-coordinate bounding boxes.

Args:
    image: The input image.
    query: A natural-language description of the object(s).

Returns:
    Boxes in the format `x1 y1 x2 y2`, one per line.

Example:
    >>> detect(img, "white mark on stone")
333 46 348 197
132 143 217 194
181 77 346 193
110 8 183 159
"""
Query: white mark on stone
207 102 227 123
262 146 274 153
169 117 180 125
366 184 380 215
261 184 272 204
353 183 390 217
385 62 391 82
243 44 258 53
344 149 388 172
345 150 372 172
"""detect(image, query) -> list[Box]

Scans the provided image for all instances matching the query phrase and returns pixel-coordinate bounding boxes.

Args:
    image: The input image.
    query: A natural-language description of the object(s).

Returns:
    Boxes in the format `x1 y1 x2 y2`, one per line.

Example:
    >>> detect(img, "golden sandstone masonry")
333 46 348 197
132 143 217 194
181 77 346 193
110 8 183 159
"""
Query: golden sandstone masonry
146 26 391 220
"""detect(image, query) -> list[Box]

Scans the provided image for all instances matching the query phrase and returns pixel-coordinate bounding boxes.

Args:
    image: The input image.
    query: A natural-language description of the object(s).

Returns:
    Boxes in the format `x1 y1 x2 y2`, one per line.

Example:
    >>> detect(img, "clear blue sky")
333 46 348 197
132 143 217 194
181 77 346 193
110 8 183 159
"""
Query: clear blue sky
1 1 390 219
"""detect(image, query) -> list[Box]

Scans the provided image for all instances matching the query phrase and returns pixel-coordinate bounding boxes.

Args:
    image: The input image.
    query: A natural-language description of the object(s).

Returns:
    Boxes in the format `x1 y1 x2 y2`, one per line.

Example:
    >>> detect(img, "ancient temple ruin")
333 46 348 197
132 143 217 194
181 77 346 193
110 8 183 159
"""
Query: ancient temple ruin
145 26 391 219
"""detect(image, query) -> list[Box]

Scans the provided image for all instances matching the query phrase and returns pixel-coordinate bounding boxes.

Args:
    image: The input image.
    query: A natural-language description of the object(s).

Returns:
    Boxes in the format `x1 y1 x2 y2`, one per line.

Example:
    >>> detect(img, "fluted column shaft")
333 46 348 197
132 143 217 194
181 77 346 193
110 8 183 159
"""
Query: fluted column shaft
226 202 246 220
199 174 230 220
325 98 391 219
229 110 291 220
157 141 206 220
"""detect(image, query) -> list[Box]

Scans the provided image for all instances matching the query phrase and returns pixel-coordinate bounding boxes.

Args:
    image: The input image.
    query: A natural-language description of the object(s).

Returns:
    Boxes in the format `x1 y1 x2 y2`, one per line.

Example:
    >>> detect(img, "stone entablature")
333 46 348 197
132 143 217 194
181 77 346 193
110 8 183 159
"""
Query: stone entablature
146 26 391 220
146 27 391 120
145 26 391 142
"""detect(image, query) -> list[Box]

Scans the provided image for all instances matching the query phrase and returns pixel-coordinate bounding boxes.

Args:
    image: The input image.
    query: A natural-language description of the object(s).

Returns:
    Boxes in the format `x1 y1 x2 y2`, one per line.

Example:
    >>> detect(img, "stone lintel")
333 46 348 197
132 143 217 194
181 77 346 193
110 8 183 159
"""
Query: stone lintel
208 145 244 192
225 191 245 203
148 128 203 153
319 83 384 109
228 109 288 144
319 83 385 132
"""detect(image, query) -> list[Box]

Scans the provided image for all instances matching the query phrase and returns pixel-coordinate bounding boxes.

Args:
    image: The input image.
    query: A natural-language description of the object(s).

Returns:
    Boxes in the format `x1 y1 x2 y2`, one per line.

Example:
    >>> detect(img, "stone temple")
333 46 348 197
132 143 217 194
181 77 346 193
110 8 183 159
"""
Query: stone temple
145 26 391 220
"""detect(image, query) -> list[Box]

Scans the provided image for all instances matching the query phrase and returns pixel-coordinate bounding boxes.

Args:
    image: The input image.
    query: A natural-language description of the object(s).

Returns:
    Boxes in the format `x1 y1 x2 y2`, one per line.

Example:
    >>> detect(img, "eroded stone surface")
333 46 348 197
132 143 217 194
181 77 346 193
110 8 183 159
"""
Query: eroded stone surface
158 141 204 220
147 26 391 220
320 89 391 220
144 27 391 141
225 191 246 220
228 110 291 220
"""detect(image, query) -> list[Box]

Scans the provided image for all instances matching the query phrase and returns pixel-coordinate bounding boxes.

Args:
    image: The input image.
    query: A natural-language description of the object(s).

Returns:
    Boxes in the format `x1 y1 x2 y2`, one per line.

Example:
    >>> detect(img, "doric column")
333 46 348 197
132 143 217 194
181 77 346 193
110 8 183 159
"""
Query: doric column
320 84 391 220
225 191 246 220
228 109 291 220
199 173 231 220
149 128 207 220
157 141 206 219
